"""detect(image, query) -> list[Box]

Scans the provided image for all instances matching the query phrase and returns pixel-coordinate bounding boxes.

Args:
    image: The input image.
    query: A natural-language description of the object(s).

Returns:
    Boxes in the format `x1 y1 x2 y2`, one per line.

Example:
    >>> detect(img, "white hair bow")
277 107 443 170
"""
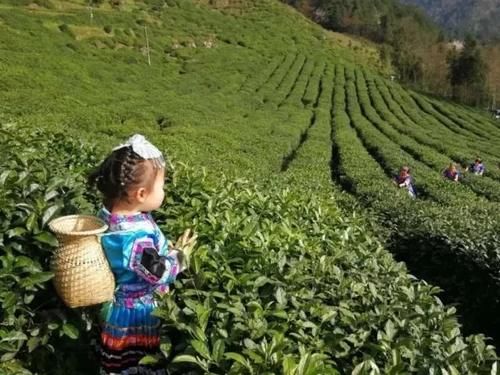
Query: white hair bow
113 134 165 168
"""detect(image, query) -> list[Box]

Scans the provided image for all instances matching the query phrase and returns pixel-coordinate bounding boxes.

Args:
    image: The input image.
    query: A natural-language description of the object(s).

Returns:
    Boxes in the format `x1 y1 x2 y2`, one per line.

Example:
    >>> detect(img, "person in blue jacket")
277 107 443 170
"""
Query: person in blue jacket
468 158 485 176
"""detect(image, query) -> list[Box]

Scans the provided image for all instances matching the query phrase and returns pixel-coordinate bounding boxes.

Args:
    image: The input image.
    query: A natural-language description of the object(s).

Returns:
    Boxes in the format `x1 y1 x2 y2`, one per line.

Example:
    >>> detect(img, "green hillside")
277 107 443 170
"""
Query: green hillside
0 0 385 178
2 0 500 374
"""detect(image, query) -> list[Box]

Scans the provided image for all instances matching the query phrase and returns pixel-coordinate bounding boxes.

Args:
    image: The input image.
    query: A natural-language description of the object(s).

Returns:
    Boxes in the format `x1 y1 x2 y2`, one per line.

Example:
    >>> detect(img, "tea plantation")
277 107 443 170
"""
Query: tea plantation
2 0 500 374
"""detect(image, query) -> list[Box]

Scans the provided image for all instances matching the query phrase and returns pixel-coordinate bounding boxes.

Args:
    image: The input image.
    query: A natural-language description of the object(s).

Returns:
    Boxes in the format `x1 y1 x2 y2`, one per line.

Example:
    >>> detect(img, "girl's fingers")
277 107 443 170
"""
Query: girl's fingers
174 229 197 250
175 234 185 248
181 229 191 246
186 234 198 246
176 229 190 247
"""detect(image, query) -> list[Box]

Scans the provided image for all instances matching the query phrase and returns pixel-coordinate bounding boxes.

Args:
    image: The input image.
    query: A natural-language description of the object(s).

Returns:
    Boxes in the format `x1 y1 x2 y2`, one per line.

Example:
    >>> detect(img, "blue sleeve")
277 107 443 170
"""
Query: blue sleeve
102 230 180 286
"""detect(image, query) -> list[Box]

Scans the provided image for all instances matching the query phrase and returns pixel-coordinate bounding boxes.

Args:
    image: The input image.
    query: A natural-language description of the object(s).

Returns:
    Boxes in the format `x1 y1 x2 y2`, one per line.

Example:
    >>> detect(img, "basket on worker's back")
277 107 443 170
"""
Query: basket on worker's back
49 215 115 308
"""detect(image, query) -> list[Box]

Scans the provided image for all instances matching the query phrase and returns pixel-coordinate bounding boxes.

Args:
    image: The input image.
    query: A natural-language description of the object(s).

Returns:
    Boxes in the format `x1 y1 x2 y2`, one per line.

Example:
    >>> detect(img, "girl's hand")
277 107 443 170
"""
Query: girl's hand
175 229 198 251
174 229 198 268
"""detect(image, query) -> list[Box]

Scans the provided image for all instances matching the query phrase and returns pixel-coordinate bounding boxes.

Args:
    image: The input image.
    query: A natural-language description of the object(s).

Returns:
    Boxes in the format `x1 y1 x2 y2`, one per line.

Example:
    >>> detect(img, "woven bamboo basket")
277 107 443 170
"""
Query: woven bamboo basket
49 215 115 308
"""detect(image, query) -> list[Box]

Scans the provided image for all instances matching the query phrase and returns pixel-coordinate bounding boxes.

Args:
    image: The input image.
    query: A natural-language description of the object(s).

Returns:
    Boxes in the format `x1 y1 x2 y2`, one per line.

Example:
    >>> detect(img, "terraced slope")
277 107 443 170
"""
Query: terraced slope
0 0 384 179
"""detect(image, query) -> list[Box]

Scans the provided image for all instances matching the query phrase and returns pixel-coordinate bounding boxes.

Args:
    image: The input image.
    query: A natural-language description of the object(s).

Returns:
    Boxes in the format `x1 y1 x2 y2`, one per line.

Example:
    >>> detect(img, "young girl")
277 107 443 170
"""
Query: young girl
88 134 195 375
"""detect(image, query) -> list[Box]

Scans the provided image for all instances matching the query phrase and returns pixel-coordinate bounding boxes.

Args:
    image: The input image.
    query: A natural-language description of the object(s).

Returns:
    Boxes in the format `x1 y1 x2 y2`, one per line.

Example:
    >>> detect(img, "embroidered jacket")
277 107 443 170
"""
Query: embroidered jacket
98 208 180 308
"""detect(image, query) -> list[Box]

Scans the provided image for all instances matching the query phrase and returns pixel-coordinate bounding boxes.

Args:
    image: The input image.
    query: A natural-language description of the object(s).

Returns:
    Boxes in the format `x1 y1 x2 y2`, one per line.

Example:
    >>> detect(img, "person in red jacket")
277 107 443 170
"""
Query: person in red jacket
393 166 416 198
443 163 460 182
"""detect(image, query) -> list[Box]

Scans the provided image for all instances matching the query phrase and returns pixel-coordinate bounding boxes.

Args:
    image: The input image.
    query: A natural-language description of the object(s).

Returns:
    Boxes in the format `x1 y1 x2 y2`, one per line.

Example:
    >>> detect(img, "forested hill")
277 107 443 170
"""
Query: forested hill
281 0 444 85
282 0 440 43
400 0 500 41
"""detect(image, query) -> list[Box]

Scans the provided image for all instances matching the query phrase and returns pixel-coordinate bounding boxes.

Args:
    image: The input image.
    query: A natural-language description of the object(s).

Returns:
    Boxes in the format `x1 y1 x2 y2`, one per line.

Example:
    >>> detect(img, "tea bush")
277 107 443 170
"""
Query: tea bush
330 64 500 341
2 125 499 374
0 124 100 375
155 165 499 374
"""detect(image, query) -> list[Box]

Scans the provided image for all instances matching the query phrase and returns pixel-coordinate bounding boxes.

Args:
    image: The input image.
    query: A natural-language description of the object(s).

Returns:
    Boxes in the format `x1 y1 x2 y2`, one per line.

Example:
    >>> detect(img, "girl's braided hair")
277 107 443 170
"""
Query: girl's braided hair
88 146 157 208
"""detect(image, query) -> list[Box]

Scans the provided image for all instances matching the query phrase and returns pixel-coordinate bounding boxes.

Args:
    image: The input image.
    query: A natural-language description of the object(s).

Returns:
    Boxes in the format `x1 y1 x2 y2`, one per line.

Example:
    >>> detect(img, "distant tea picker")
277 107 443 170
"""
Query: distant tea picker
393 166 417 198
442 163 460 182
466 158 485 176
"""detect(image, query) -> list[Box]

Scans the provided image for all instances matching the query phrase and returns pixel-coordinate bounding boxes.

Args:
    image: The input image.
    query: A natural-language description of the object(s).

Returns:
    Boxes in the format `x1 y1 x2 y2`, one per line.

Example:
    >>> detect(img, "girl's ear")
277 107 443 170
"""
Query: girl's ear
135 187 147 203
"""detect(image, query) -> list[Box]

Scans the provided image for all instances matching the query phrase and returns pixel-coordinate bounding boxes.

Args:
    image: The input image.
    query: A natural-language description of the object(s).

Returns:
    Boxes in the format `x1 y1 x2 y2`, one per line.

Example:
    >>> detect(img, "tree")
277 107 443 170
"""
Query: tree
448 35 488 105
391 17 427 85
